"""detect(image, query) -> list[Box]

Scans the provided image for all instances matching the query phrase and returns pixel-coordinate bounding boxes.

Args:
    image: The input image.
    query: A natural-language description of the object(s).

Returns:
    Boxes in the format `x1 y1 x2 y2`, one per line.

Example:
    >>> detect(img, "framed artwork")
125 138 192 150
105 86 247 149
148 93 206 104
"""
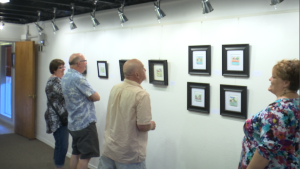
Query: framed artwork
220 84 247 119
222 44 249 77
187 82 210 113
119 60 128 81
97 61 108 78
188 45 211 75
148 60 168 85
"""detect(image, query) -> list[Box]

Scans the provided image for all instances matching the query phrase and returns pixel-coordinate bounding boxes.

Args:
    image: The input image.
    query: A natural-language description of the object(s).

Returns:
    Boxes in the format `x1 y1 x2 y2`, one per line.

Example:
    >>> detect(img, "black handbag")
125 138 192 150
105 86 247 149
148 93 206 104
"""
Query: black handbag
46 95 68 126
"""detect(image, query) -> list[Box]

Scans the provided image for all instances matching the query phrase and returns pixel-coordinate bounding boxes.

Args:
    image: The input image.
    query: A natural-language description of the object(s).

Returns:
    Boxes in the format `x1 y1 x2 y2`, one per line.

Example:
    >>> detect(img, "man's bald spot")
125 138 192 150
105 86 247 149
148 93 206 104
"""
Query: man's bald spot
123 59 143 77
69 53 83 65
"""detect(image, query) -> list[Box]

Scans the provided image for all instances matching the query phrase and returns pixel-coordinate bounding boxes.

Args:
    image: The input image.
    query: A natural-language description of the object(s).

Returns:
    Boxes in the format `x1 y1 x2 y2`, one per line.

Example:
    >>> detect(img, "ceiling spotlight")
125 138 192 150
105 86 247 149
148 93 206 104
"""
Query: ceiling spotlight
270 0 284 9
202 0 214 14
91 11 100 28
69 3 77 30
34 22 43 32
91 1 100 28
51 7 59 34
51 21 59 33
69 19 77 30
0 0 10 3
35 11 43 33
118 0 128 27
154 0 166 23
0 22 4 30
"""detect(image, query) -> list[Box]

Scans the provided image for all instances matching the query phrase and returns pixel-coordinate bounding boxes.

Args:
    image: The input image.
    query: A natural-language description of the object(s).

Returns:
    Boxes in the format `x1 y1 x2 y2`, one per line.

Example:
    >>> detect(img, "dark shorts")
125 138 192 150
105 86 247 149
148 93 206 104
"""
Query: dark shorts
69 122 100 159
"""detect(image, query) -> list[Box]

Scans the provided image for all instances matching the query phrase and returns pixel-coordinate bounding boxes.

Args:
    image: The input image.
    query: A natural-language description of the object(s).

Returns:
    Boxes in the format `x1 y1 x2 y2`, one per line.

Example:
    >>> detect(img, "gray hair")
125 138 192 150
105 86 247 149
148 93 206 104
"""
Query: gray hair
69 56 80 65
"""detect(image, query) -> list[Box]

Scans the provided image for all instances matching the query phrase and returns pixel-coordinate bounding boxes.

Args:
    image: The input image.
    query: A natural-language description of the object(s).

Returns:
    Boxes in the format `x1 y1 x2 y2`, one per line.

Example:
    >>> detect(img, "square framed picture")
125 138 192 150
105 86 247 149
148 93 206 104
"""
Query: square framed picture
220 84 247 119
188 45 211 75
148 60 168 85
97 61 108 78
187 82 210 113
119 60 128 81
222 44 249 77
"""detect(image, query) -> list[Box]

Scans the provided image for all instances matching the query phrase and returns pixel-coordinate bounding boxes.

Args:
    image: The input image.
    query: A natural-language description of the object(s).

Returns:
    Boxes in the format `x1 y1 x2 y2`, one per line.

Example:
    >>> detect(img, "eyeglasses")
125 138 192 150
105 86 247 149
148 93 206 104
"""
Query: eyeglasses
58 66 66 69
80 60 87 62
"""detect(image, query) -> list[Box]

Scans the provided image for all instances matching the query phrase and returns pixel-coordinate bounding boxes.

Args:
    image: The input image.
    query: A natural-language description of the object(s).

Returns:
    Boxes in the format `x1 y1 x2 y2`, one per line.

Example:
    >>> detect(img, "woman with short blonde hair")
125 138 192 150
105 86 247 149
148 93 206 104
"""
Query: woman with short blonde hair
239 59 299 169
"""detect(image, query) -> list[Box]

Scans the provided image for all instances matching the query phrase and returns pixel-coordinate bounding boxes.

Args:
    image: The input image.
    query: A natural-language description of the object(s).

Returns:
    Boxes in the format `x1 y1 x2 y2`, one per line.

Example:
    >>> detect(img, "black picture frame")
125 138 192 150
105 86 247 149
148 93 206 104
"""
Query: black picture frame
188 45 211 75
148 60 168 85
97 61 108 78
187 82 210 113
119 60 128 81
220 84 247 119
222 44 249 77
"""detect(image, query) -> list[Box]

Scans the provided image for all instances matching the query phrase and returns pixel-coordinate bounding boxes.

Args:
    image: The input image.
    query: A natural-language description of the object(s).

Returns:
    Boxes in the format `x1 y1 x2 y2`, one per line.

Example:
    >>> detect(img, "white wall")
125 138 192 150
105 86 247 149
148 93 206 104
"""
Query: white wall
4 0 300 168
0 23 24 42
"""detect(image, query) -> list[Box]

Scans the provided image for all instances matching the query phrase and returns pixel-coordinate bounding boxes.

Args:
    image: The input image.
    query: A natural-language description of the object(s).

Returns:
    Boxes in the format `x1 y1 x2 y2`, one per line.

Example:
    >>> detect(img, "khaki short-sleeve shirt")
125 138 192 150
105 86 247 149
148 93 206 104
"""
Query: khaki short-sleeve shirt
102 79 152 163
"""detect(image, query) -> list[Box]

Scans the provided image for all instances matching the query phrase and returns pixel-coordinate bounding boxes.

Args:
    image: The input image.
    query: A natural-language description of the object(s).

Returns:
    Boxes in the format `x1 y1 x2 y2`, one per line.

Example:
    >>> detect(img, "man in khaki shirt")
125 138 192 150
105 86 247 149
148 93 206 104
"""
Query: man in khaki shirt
98 59 156 169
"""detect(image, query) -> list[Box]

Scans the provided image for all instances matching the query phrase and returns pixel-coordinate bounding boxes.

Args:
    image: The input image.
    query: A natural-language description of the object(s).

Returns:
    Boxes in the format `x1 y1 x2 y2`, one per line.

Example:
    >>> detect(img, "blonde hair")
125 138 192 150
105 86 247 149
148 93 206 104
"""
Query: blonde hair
273 59 299 91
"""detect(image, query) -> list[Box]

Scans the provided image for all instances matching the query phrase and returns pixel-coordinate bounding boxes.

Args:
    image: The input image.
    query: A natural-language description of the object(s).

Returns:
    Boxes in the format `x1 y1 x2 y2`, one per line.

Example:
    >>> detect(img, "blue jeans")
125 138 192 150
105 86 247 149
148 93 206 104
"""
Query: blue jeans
53 125 69 168
98 155 146 169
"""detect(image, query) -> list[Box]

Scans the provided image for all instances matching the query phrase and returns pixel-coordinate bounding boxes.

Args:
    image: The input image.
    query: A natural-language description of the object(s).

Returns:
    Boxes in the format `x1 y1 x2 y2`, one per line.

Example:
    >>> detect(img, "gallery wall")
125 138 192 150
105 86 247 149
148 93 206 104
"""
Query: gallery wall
1 0 299 168
0 24 24 42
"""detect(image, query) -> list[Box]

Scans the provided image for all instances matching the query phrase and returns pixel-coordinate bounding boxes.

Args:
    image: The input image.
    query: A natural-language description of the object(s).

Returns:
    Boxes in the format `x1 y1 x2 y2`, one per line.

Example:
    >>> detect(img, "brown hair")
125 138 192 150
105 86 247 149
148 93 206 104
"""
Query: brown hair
49 59 65 74
273 59 299 91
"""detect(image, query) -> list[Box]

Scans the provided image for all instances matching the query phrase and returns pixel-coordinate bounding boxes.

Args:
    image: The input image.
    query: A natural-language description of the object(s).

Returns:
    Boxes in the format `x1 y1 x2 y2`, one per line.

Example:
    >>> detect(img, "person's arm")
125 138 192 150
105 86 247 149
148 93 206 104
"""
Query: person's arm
88 92 100 102
74 76 100 102
246 150 269 169
136 92 154 132
137 121 156 132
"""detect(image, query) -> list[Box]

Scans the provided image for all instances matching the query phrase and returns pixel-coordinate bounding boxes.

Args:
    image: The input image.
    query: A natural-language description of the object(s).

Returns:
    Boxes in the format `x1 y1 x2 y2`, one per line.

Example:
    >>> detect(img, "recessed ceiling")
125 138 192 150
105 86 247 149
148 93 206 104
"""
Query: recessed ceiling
0 0 154 24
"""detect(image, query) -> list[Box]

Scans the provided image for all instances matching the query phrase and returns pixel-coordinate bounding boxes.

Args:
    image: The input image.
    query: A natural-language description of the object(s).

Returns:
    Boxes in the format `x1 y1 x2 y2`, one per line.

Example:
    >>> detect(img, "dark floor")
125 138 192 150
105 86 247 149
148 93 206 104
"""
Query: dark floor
0 121 73 169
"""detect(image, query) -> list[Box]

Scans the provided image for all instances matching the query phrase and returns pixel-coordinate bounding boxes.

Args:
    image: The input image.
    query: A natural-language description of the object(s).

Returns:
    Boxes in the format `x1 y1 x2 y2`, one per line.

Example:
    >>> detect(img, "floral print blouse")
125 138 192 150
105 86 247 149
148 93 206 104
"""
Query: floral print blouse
239 98 299 169
45 77 67 133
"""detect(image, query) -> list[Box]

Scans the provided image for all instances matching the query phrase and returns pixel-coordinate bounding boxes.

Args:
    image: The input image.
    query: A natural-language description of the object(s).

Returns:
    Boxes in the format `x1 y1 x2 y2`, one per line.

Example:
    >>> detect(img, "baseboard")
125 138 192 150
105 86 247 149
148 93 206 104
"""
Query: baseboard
36 136 55 148
88 163 97 169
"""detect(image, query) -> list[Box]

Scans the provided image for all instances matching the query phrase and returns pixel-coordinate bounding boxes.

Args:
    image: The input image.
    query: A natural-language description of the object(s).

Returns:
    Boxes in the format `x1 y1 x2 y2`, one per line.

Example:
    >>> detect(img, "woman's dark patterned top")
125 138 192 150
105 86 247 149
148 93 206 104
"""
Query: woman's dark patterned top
45 77 67 133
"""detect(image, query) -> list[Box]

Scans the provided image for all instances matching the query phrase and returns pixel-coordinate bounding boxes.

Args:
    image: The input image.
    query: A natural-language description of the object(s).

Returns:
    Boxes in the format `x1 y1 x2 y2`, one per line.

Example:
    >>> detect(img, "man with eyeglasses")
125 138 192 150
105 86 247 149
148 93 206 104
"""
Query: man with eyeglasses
61 53 100 169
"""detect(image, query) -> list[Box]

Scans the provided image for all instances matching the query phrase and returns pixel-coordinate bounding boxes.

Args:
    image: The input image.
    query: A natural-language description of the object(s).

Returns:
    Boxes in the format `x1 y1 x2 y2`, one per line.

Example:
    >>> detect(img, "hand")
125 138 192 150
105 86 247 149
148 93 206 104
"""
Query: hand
150 121 156 130
87 96 93 101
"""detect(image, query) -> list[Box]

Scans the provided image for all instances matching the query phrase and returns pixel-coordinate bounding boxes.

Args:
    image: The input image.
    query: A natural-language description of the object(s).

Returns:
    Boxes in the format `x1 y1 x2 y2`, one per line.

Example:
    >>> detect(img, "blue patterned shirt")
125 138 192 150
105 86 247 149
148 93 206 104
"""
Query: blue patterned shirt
61 69 97 131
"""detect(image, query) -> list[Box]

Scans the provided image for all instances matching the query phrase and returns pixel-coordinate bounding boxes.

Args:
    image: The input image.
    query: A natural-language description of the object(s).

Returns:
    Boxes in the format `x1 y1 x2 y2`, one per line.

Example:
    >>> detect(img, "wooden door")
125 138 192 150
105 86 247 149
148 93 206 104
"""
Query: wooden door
14 41 36 139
